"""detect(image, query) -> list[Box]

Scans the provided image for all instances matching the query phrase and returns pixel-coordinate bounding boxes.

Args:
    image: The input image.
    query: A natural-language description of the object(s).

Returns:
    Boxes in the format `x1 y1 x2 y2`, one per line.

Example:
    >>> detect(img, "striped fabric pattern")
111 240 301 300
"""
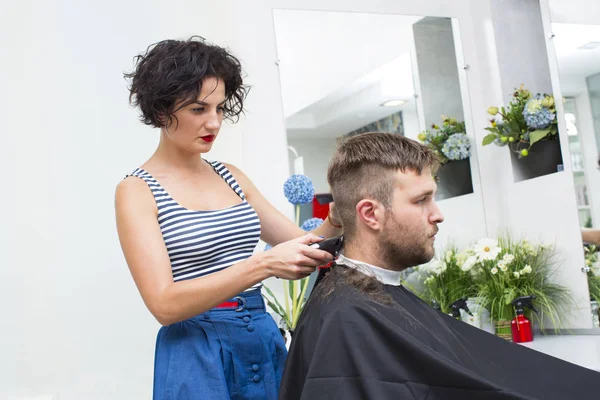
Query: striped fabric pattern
128 161 262 290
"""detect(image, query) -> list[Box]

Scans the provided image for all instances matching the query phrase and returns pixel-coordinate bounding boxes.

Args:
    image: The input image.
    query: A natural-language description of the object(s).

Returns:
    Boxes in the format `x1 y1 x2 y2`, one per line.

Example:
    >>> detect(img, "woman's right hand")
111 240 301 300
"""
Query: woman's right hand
261 233 334 280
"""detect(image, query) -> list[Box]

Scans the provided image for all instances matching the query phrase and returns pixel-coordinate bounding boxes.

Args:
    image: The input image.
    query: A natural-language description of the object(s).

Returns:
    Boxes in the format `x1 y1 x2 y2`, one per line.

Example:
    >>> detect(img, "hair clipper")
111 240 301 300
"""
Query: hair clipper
309 235 344 257
303 236 344 300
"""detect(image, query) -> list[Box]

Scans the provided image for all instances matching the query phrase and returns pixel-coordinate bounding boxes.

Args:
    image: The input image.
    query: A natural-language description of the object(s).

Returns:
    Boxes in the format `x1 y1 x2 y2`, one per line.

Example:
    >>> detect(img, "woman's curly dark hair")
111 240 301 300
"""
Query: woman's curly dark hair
124 36 249 128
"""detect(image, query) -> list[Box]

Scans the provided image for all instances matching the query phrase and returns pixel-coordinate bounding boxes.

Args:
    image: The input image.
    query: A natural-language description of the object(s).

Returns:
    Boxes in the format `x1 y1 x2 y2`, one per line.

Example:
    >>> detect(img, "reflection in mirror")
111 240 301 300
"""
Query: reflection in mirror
553 22 600 329
274 10 421 227
273 10 473 229
271 10 478 315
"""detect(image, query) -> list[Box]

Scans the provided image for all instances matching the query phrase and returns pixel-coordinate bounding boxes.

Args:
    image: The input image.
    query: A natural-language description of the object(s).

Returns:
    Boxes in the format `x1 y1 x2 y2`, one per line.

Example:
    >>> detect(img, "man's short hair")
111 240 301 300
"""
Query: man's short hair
327 132 439 239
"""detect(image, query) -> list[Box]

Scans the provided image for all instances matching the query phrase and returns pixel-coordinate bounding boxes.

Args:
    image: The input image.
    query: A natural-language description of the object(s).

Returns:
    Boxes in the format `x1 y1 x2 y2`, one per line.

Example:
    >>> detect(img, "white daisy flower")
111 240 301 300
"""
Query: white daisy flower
474 238 501 261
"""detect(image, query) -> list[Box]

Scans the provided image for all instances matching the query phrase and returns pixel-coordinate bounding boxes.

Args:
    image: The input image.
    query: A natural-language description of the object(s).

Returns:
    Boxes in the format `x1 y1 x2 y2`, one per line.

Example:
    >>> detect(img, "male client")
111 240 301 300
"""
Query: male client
279 132 600 400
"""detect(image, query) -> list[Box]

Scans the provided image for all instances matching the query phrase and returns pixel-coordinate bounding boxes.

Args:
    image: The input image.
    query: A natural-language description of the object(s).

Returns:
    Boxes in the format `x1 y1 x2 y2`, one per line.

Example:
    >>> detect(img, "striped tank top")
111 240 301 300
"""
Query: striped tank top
127 161 263 291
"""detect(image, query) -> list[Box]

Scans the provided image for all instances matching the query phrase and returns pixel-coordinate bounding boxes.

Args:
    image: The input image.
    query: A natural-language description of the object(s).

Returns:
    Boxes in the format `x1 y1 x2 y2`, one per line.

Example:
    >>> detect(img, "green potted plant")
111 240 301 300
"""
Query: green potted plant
465 235 572 340
418 116 473 199
418 115 470 165
482 84 558 155
481 84 562 181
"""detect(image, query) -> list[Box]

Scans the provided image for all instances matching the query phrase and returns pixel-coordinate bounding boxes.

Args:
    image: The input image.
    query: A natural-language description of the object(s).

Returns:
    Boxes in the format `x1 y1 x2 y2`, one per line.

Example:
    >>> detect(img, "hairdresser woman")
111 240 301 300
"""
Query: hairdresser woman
115 36 343 399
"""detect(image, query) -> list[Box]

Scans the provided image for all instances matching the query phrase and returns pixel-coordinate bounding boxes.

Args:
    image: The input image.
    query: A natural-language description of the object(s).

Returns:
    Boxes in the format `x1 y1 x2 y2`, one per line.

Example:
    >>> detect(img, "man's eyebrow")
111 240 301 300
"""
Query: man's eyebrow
413 190 435 199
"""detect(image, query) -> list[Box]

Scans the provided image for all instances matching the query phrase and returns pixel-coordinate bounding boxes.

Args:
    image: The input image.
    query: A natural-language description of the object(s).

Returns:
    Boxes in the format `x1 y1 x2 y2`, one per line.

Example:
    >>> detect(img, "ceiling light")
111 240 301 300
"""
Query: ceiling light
578 41 600 50
380 99 407 107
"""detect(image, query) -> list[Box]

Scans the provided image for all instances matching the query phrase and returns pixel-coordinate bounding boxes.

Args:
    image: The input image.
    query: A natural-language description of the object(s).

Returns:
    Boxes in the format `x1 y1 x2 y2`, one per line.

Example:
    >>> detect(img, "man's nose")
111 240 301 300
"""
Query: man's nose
430 203 444 224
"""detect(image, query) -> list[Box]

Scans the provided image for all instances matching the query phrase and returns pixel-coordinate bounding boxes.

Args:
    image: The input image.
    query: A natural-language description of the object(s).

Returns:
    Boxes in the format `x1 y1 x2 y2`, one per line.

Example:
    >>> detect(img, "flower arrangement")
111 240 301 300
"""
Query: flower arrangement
262 174 322 332
409 234 572 338
417 116 471 165
465 236 571 336
415 246 478 314
482 84 558 157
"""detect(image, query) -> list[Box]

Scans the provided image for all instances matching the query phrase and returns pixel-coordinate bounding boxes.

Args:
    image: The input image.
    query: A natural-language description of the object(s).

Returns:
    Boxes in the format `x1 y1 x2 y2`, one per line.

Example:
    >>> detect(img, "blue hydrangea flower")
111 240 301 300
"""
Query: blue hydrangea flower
300 217 324 232
283 174 315 205
523 95 555 129
441 133 470 161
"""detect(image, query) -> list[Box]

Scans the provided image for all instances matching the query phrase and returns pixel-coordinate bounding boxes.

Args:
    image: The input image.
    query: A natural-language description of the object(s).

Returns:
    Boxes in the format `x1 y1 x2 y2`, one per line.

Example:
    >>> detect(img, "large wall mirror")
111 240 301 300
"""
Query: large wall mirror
551 21 600 330
272 9 477 225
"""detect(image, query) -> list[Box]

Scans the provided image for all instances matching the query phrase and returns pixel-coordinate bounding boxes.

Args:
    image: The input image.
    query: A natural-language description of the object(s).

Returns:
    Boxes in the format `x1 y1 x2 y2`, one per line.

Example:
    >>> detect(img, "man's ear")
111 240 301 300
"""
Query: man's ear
355 199 386 232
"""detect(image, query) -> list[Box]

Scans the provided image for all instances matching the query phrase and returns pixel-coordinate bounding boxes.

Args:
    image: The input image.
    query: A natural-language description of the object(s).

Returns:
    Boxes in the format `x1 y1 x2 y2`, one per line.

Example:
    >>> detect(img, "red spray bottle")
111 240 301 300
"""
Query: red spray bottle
510 295 538 343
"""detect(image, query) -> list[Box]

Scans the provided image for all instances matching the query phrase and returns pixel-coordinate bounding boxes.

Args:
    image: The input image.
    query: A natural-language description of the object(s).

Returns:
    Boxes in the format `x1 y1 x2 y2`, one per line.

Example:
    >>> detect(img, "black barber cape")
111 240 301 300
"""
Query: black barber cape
279 264 600 400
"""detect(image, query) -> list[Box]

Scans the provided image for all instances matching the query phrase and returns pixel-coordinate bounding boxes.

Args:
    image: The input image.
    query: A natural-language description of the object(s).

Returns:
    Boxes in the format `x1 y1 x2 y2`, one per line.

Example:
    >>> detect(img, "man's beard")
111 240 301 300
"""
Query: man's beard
378 219 436 270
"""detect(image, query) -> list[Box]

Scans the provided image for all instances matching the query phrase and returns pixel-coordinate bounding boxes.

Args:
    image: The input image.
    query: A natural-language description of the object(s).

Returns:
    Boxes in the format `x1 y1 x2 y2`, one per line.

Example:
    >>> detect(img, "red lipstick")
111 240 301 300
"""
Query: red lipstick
200 135 215 143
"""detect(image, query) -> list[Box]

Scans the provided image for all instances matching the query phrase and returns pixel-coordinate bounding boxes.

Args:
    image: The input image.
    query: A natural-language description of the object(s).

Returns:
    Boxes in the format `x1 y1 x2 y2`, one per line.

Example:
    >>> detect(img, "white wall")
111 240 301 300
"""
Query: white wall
287 138 338 194
549 0 600 25
0 1 291 399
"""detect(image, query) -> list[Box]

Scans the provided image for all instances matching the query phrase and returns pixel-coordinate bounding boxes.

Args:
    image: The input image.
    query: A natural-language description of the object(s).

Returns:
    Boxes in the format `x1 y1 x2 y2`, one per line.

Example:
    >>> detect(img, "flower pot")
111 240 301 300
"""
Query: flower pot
510 139 564 182
434 158 474 201
494 320 512 341
493 304 515 340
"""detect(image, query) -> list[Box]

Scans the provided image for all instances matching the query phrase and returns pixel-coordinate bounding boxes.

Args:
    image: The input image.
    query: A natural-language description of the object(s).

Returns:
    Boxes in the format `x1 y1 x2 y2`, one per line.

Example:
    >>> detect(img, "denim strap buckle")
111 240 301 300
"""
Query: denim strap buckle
233 296 247 312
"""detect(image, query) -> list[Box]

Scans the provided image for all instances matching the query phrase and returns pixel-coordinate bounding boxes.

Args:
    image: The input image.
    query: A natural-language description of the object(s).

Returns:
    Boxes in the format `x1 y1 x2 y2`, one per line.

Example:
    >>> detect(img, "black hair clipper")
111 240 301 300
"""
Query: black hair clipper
309 235 344 257
303 236 344 301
